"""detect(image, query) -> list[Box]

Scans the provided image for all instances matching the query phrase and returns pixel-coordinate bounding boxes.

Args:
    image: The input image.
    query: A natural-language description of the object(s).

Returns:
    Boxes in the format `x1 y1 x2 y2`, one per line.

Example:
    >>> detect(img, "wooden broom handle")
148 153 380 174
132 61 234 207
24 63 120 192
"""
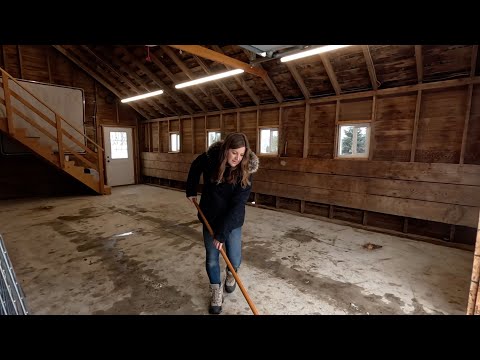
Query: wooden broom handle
192 198 259 315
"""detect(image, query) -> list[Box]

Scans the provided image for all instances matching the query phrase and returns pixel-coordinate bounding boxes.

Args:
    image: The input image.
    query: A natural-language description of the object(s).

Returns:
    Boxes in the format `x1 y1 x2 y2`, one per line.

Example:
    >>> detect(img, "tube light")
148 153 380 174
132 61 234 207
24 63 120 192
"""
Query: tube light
175 69 244 89
280 45 351 63
121 89 164 103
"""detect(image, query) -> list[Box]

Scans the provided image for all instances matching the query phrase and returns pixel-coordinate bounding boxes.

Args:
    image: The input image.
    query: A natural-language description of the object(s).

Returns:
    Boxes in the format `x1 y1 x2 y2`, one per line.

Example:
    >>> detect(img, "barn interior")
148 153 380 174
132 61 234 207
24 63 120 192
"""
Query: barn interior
0 44 479 315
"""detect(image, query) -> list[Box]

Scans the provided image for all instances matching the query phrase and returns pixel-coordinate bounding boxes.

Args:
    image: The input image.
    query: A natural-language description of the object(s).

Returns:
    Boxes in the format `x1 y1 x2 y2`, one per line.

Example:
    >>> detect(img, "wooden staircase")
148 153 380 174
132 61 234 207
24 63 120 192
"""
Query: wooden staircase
0 68 110 195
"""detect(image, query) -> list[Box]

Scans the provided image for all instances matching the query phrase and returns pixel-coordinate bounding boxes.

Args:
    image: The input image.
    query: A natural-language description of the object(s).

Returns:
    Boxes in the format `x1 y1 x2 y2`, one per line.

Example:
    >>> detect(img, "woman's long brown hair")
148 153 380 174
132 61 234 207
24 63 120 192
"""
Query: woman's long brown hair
214 133 251 188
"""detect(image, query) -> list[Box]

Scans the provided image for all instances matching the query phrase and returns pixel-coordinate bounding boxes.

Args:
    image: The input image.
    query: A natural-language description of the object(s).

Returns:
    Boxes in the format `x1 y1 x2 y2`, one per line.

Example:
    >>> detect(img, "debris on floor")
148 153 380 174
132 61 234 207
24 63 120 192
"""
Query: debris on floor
362 243 383 250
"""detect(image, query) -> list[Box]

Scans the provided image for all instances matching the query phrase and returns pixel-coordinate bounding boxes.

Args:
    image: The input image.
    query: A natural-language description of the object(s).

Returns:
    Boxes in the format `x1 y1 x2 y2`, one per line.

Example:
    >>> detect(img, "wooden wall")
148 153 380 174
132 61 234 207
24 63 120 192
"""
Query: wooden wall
140 78 480 248
0 45 140 199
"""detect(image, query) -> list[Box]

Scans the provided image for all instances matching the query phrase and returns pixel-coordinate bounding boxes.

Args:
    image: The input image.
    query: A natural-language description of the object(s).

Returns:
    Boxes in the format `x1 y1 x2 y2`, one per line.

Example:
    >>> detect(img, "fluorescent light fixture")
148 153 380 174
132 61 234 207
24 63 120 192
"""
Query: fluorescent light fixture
121 89 164 103
175 69 244 89
280 45 352 63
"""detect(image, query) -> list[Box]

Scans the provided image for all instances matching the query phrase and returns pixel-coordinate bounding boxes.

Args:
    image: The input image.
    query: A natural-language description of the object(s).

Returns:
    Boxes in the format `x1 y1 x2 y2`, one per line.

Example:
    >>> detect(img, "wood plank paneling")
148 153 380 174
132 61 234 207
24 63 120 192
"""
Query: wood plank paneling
259 108 279 126
182 118 193 154
339 98 372 120
151 122 159 152
373 93 416 162
253 180 478 227
258 156 480 186
308 103 336 159
193 116 205 153
366 211 404 232
254 168 480 207
415 87 467 163
223 113 237 134
206 115 220 129
282 105 305 157
465 85 480 164
239 111 257 152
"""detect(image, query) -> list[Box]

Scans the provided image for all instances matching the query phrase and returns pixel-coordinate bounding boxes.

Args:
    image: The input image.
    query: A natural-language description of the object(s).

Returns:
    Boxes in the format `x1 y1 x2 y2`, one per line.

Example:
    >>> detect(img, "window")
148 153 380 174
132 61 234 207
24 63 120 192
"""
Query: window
337 124 370 158
259 128 279 155
110 131 128 159
207 131 221 147
169 132 180 152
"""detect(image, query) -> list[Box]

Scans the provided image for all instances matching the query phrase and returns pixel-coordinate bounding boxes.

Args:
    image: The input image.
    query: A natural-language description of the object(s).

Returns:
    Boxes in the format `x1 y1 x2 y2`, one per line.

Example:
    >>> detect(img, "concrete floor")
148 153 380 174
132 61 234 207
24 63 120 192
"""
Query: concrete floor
0 184 473 315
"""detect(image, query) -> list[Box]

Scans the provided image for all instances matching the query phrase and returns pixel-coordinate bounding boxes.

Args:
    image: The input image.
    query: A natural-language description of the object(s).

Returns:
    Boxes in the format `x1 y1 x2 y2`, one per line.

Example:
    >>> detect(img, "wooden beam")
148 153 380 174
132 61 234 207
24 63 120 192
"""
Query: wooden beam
410 90 422 162
82 46 168 117
303 102 310 158
67 46 162 117
460 84 474 164
256 109 260 152
161 46 223 111
148 51 208 113
320 54 341 95
121 48 194 115
263 75 284 103
241 48 283 103
333 100 340 157
460 45 478 164
362 45 378 90
415 45 423 83
145 76 480 123
52 45 150 119
107 53 172 116
169 45 267 79
466 210 480 314
211 45 260 106
193 55 241 107
368 96 377 160
286 62 310 100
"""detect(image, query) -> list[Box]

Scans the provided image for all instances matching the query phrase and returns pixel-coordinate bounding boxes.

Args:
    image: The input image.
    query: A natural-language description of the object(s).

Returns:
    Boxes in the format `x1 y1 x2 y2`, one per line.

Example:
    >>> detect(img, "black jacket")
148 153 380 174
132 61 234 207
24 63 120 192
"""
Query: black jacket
186 141 259 242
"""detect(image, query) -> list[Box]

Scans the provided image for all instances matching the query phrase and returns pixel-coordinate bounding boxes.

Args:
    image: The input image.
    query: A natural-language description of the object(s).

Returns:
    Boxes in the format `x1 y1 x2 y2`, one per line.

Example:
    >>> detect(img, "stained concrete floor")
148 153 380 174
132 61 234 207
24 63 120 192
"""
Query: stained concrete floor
0 184 473 315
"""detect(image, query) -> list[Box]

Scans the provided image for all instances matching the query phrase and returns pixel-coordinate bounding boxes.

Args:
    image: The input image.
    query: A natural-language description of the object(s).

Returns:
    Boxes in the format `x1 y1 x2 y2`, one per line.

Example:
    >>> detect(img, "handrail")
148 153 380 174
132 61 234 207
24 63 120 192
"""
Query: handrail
0 66 106 194
0 68 104 151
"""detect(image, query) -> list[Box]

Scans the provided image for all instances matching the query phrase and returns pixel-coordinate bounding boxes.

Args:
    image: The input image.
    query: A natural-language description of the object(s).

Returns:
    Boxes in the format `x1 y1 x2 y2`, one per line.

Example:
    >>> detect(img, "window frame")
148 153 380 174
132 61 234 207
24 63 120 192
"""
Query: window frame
169 131 181 153
206 130 222 149
336 123 371 159
258 126 279 156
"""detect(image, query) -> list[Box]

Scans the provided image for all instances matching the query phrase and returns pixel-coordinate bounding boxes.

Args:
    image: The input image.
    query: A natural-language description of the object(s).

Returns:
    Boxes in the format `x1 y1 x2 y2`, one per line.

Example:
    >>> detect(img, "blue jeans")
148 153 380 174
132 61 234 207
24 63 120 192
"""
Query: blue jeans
203 226 242 285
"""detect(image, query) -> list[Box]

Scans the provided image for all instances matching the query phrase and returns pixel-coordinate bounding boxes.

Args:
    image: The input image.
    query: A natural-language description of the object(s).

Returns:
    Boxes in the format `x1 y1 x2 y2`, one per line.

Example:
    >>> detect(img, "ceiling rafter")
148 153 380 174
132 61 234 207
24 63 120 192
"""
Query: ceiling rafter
120 48 194 115
147 50 208 113
320 53 341 95
82 46 168 117
362 45 378 90
192 55 241 108
161 46 223 111
52 45 151 119
169 45 267 79
285 62 310 100
414 45 423 84
241 49 284 103
116 48 179 115
211 45 260 106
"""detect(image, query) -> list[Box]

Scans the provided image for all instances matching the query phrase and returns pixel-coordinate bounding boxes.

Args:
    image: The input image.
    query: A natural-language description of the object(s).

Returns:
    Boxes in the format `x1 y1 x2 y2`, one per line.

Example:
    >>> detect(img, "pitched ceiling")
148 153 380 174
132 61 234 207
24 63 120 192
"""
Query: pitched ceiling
53 45 478 120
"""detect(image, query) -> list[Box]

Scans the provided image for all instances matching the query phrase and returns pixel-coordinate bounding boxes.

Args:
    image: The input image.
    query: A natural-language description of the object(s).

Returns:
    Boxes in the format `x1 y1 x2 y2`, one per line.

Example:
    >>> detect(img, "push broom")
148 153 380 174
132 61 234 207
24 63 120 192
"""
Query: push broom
192 198 259 315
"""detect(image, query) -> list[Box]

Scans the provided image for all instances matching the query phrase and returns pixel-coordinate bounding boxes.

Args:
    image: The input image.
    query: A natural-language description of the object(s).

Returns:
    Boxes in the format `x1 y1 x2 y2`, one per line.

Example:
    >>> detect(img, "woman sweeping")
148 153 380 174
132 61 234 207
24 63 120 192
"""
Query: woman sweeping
186 132 259 314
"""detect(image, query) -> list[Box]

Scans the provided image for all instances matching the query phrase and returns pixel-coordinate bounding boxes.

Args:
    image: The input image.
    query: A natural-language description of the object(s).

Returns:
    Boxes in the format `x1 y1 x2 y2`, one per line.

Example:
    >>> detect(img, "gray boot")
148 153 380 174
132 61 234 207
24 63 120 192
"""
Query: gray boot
209 284 223 314
224 269 236 293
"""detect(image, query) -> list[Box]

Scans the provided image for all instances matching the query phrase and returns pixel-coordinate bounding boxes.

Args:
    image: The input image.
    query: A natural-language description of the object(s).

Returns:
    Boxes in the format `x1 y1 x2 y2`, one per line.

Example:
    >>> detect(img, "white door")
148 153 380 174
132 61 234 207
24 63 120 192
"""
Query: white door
103 127 135 186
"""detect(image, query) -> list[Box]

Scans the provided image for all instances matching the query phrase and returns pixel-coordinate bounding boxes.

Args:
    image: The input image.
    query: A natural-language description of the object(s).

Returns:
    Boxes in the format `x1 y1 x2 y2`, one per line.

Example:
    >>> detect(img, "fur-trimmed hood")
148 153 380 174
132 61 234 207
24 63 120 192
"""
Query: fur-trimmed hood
207 141 259 174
